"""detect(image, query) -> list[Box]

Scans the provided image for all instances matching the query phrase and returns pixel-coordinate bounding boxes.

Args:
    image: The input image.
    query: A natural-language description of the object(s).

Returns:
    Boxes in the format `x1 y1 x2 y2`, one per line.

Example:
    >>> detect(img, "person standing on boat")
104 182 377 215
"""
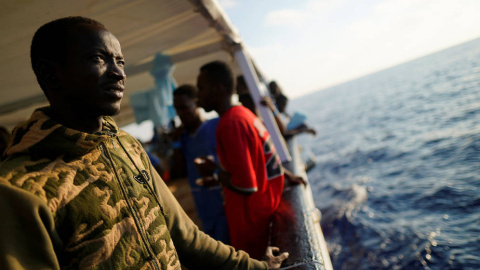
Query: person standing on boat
0 16 288 269
196 61 285 260
237 76 286 135
275 93 316 139
170 84 230 244
268 81 283 101
236 76 306 186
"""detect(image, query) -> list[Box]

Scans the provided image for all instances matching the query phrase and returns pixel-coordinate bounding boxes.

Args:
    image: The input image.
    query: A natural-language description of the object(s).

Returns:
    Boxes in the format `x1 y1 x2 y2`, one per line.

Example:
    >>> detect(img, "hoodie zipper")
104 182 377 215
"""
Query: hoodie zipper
101 139 160 270
111 137 116 150
116 138 168 218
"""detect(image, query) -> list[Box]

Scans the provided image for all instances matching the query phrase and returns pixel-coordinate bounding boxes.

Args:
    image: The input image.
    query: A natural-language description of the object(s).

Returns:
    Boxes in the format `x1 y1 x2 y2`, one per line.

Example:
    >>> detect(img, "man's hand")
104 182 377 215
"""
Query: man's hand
305 127 316 136
195 176 221 187
193 156 216 177
284 169 307 186
260 96 277 112
216 169 231 186
263 246 289 270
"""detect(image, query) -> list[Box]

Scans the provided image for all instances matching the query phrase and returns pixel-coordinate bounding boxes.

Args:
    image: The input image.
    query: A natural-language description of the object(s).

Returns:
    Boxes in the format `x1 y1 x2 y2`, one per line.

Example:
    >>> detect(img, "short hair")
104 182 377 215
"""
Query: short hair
237 75 246 88
276 93 288 103
200 61 235 94
173 84 198 99
30 16 106 92
269 81 278 90
236 75 250 95
269 80 282 97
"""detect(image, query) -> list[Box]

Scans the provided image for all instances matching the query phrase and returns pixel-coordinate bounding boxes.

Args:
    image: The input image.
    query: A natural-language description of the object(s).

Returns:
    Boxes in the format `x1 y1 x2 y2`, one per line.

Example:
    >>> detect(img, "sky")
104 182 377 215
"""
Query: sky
217 0 480 98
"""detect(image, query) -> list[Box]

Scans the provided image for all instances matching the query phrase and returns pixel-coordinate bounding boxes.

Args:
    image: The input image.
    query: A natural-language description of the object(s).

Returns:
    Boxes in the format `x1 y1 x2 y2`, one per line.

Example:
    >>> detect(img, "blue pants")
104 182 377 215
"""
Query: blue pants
200 214 230 245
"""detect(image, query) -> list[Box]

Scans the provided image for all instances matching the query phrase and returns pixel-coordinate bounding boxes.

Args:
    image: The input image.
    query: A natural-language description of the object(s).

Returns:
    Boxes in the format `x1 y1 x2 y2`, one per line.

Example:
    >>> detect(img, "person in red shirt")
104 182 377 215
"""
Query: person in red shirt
195 61 285 259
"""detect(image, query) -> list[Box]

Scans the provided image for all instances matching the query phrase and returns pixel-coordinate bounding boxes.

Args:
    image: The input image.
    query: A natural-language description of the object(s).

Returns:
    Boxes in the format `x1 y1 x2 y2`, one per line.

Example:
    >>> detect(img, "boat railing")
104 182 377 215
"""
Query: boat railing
271 135 333 270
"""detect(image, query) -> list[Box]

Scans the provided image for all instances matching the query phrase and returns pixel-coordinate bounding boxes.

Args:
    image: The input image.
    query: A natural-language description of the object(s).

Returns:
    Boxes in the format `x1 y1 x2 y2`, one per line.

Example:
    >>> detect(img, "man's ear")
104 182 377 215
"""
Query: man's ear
35 59 61 89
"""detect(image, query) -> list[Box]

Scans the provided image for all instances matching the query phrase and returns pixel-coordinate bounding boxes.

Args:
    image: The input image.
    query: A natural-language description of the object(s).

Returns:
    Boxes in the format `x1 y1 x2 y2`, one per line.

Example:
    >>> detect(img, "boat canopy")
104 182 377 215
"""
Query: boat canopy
0 0 244 129
0 0 292 161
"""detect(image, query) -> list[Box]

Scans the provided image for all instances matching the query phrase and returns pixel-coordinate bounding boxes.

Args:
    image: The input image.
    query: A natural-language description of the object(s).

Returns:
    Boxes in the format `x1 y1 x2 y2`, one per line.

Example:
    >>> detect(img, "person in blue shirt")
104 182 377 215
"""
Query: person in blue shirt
170 84 229 244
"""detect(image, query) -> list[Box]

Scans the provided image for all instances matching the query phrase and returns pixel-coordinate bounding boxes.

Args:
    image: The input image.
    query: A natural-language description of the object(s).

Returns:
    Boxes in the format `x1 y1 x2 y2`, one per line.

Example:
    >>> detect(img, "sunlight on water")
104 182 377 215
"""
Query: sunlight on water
291 37 480 269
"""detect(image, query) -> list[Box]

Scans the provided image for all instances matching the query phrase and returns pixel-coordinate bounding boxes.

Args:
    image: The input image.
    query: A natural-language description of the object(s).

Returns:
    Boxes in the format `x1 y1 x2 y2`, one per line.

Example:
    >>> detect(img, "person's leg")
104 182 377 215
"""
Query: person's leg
243 216 270 260
200 218 215 238
213 215 230 245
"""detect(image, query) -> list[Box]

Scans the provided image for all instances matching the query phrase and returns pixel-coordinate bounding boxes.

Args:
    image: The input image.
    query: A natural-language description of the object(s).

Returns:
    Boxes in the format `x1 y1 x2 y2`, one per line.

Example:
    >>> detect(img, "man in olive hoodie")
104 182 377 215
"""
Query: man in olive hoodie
0 16 288 269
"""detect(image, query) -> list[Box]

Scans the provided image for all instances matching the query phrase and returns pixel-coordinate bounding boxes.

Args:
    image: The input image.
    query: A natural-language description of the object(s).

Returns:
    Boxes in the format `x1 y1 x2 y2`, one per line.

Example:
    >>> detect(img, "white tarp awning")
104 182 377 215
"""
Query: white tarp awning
0 0 242 129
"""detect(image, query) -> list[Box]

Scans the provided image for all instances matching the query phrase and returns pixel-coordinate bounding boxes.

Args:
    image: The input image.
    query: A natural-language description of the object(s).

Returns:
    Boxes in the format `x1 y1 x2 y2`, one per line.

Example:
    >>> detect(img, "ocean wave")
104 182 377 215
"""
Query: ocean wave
413 185 478 213
298 37 480 269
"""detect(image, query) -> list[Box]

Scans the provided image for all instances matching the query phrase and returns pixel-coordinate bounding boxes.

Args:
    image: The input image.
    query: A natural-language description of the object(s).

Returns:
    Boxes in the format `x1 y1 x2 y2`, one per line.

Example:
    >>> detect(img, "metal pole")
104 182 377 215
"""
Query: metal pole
234 45 291 163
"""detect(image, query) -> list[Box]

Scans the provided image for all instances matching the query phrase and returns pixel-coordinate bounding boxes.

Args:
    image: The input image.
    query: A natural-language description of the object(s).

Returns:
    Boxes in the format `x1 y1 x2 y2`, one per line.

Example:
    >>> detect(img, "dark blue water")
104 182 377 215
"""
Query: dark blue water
291 37 480 270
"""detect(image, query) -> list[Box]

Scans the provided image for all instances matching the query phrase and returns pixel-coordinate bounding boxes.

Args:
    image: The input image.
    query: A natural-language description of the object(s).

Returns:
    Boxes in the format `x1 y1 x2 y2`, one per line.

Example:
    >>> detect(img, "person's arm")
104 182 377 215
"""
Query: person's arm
264 247 289 270
194 157 253 195
304 126 317 135
146 147 289 269
284 124 316 138
260 97 287 136
283 169 307 186
149 167 269 269
216 169 254 195
0 182 61 270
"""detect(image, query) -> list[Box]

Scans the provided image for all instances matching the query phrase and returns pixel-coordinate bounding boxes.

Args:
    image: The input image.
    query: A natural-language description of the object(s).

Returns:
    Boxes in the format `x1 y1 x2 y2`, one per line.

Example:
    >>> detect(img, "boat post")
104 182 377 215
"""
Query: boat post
235 45 333 269
233 45 292 163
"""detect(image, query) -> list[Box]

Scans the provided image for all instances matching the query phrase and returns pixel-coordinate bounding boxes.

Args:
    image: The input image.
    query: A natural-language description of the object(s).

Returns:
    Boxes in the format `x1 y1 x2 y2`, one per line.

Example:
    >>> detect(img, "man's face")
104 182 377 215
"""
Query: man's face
56 27 126 117
173 95 198 127
197 70 215 112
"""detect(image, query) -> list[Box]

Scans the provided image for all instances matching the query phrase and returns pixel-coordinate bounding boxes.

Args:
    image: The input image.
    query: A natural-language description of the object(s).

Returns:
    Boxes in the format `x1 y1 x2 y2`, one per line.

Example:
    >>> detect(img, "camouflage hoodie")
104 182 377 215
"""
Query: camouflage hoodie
0 107 267 270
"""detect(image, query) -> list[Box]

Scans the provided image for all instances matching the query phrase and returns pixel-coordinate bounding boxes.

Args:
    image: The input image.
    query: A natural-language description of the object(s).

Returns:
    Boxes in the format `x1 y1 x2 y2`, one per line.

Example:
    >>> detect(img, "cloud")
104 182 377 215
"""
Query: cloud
250 0 480 98
217 0 238 9
305 0 347 15
249 44 284 59
264 0 346 28
342 0 480 66
265 9 308 27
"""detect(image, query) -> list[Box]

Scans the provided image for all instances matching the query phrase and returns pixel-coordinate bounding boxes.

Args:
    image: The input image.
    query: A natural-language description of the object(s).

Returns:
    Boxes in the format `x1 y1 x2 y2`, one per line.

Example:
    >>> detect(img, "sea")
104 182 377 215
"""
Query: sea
290 37 480 269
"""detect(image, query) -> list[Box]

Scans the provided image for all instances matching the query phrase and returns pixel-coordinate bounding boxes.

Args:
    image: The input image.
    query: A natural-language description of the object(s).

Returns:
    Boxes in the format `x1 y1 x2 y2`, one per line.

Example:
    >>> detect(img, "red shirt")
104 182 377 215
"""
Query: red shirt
216 106 284 259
